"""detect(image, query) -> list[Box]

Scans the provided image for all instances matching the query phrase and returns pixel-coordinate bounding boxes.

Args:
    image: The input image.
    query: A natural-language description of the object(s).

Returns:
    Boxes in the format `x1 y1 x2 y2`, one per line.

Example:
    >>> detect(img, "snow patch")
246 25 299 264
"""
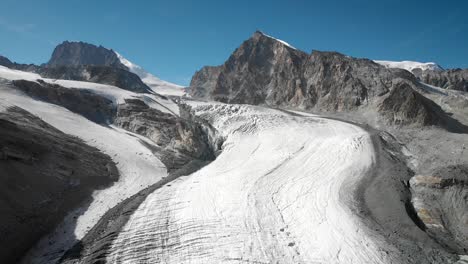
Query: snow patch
374 60 443 72
259 31 297 50
114 52 187 97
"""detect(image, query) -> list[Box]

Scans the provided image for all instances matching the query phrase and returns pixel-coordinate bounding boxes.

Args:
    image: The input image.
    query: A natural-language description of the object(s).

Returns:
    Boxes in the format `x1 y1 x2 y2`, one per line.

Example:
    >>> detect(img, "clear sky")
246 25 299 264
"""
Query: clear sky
1 0 467 86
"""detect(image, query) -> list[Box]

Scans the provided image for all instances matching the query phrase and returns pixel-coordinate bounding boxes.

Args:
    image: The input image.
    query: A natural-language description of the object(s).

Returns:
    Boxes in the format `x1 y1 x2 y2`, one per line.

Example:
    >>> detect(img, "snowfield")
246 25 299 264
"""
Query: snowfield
105 102 404 264
0 85 168 264
374 60 443 72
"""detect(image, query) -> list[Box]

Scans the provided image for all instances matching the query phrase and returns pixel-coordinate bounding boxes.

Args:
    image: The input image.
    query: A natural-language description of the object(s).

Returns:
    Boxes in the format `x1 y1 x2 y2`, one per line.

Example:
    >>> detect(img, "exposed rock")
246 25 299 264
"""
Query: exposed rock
410 165 468 254
0 106 118 264
37 65 151 93
416 69 468 92
114 99 215 170
12 79 116 123
47 41 126 69
189 66 221 99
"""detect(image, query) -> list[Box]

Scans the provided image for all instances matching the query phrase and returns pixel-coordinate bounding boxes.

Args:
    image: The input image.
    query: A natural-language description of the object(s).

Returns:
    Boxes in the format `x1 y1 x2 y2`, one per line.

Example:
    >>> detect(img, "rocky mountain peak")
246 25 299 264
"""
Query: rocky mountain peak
47 41 127 69
0 55 13 67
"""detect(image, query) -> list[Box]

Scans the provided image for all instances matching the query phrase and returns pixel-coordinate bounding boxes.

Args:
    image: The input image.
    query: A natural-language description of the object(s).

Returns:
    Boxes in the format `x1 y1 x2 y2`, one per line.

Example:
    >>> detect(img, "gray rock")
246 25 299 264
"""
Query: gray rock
0 106 118 264
114 99 216 171
410 165 468 254
189 31 461 129
416 69 468 92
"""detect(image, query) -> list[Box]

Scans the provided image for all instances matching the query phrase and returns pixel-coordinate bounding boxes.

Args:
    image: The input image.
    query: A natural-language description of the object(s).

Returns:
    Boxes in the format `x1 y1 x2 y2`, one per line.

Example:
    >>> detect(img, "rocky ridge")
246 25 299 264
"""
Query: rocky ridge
189 31 464 131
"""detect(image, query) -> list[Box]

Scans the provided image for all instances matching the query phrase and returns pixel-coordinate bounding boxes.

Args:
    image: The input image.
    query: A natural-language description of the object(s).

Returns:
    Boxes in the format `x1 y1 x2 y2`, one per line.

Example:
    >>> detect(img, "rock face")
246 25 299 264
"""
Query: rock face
415 69 468 92
189 66 221 99
0 106 118 264
47 41 126 69
114 99 216 170
37 65 151 93
378 82 465 130
410 165 468 254
189 31 458 128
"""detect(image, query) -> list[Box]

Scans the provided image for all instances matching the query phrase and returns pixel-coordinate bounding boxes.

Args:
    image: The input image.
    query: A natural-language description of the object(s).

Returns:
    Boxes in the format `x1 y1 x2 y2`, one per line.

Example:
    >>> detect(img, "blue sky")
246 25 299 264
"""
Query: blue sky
0 0 467 86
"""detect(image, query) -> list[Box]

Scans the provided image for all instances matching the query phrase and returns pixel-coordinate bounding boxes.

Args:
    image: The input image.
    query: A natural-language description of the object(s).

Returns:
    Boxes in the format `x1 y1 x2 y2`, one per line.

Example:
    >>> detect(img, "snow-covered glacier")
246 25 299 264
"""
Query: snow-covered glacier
104 102 407 264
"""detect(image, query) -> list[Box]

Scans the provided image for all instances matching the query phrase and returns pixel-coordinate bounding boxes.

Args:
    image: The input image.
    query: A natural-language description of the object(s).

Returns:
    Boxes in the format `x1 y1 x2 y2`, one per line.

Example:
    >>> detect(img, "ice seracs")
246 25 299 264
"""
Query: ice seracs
115 52 187 96
374 60 443 72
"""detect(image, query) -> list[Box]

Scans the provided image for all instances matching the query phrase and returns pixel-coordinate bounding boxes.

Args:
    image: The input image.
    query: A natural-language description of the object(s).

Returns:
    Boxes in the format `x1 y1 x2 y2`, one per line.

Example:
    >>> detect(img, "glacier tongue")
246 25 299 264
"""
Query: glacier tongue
115 52 187 96
105 102 401 263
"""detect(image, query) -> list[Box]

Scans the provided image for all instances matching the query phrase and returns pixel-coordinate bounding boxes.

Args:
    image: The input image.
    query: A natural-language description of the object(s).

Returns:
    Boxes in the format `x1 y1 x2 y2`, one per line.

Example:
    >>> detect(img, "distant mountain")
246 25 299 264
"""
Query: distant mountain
47 41 126 69
46 41 185 96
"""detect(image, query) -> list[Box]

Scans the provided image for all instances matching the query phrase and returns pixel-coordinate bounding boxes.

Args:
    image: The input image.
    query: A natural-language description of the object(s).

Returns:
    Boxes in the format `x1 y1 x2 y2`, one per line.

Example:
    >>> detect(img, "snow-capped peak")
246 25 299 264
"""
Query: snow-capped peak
256 31 297 50
114 52 187 96
374 60 443 72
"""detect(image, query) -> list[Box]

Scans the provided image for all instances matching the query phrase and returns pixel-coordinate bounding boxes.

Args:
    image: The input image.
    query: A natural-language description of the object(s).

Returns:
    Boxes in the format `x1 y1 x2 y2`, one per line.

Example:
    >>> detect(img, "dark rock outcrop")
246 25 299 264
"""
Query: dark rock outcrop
0 55 13 67
114 99 215 170
47 41 126 69
0 107 118 264
12 80 116 123
189 66 222 99
378 83 456 128
37 65 151 93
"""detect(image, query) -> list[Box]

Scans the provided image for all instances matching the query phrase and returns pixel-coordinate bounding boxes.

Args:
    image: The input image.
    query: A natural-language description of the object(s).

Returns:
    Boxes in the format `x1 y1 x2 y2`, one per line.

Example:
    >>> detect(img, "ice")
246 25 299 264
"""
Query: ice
106 102 401 263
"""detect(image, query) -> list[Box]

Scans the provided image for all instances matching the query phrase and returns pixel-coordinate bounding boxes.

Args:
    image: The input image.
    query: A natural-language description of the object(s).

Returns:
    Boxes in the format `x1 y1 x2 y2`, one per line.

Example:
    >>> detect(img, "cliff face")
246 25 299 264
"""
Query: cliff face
189 31 458 128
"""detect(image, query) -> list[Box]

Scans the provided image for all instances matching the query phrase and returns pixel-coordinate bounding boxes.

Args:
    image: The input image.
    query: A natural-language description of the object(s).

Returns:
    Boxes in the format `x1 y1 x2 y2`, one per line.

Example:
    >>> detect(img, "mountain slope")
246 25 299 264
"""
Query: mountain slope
189 31 460 129
115 52 186 96
47 41 126 69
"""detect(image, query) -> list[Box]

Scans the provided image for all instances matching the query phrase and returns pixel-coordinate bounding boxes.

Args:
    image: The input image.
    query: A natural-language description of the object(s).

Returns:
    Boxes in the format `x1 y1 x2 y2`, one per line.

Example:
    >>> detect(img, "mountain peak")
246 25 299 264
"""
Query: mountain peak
47 41 125 69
